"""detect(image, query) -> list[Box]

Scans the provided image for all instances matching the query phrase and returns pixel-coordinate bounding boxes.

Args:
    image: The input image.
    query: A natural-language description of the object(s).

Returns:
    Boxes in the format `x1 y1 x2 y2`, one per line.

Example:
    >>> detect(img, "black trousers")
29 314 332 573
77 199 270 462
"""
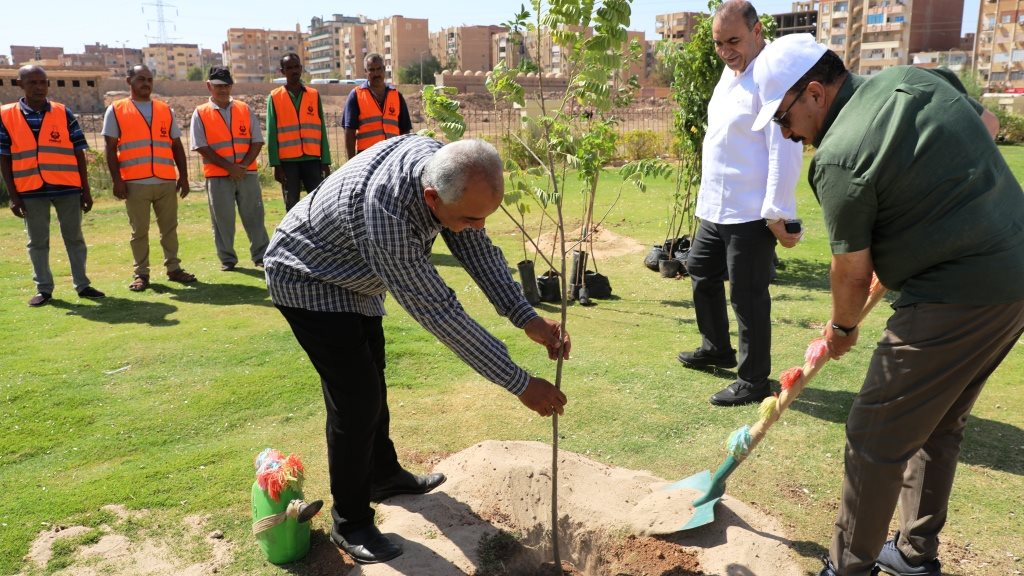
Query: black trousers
686 219 776 385
276 305 401 532
280 160 325 212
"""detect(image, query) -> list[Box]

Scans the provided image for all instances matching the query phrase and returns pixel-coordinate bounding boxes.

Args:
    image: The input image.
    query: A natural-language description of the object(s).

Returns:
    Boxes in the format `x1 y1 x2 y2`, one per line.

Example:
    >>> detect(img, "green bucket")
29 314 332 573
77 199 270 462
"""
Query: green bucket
251 482 312 564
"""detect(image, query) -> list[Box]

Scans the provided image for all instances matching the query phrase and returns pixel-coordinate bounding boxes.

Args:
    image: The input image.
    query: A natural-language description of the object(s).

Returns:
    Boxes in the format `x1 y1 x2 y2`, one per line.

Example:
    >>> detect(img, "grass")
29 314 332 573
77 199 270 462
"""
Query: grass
1 148 1022 575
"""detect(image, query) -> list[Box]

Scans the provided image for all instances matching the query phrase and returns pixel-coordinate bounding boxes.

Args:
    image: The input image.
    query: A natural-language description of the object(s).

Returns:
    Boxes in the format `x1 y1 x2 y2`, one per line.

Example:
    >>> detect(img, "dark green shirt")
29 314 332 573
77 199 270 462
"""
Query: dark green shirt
809 66 1024 307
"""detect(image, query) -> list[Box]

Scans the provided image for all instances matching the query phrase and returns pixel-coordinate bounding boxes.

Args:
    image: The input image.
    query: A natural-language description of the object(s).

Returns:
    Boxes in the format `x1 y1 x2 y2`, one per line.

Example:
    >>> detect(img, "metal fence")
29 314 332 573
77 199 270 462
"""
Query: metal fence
72 106 678 192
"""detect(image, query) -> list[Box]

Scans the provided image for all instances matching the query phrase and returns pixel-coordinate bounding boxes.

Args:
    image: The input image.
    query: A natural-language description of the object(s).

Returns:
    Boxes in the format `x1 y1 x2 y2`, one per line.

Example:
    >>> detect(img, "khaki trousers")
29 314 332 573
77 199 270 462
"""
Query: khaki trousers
833 300 1024 575
125 181 180 277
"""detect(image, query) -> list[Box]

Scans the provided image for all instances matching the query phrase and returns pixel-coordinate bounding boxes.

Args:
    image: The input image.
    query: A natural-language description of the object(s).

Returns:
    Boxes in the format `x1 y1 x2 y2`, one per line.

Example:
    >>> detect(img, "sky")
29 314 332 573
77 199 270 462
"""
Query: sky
0 0 981 59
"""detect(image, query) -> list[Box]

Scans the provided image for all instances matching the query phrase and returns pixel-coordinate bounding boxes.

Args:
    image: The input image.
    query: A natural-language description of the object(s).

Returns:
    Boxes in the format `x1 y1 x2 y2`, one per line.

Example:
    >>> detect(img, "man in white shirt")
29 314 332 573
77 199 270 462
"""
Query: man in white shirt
677 0 803 406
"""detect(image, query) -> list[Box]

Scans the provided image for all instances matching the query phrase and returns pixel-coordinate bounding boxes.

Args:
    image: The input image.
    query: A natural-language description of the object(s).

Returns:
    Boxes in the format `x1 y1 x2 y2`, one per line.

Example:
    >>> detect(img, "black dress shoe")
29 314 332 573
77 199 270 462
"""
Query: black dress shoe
331 524 402 564
710 380 771 406
370 469 446 502
28 292 52 307
677 348 737 370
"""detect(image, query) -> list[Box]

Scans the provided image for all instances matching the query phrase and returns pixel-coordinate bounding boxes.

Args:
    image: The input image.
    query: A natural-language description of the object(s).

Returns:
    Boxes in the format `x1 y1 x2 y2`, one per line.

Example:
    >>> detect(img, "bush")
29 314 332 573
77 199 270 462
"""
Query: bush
500 120 547 169
83 149 113 195
998 111 1024 144
619 129 663 161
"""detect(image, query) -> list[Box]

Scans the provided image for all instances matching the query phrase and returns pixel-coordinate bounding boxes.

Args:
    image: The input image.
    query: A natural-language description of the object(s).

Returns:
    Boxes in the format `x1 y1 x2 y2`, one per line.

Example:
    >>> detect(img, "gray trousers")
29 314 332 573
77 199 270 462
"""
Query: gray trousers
23 194 90 294
833 300 1024 575
205 174 269 266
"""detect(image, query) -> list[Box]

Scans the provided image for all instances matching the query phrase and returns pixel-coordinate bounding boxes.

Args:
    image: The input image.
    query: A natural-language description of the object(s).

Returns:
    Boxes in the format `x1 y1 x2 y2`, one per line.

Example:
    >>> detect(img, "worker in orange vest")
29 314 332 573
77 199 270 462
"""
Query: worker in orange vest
103 65 197 292
343 53 412 160
266 53 331 212
0 65 105 307
190 66 269 272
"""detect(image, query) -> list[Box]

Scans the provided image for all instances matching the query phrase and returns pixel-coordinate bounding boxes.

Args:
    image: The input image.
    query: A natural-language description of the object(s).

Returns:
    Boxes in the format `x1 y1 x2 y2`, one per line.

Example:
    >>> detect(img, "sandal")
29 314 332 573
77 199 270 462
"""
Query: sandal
128 275 150 292
167 268 197 284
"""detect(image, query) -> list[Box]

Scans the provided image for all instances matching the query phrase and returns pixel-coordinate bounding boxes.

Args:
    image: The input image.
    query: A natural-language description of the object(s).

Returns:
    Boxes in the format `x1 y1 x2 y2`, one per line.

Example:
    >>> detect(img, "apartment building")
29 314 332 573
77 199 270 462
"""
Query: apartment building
974 0 1024 89
817 0 963 76
61 43 145 77
364 16 429 84
223 26 304 83
429 25 505 72
10 45 64 66
655 12 702 42
143 43 201 80
776 2 820 37
306 14 373 80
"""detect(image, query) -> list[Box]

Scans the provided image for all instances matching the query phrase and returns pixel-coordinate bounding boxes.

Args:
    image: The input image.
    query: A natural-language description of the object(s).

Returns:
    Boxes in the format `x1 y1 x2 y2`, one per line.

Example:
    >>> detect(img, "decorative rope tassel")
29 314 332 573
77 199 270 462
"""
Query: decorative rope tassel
727 425 753 459
252 499 324 535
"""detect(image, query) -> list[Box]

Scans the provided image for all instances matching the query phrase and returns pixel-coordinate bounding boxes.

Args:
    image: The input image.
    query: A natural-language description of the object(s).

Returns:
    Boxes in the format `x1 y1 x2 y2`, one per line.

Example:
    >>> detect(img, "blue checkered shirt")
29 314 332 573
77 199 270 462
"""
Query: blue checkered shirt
0 98 88 197
265 134 538 395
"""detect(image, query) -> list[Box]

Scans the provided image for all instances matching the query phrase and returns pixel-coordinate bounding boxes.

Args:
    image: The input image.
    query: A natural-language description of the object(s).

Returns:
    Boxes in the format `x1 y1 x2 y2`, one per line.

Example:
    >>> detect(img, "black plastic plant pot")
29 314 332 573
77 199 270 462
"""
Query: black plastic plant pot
583 271 612 299
673 248 690 277
517 260 541 305
570 250 589 299
664 236 691 255
537 270 562 303
659 258 683 278
644 245 667 271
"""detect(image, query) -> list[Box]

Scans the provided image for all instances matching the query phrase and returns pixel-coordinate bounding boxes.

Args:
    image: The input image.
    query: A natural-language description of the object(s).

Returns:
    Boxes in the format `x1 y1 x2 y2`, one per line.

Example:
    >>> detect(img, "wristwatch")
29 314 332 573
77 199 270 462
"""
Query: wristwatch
831 322 858 337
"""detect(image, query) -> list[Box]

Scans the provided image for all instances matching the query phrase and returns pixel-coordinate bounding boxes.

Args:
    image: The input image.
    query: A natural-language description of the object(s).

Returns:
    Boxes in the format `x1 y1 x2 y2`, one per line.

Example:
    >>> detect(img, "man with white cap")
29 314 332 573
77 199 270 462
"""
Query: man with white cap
752 33 1024 576
676 0 803 407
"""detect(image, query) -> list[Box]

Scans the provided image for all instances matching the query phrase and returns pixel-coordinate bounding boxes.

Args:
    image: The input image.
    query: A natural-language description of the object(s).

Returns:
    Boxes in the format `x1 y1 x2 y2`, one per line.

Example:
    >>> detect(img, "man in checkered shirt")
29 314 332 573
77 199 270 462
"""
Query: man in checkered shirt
264 134 570 565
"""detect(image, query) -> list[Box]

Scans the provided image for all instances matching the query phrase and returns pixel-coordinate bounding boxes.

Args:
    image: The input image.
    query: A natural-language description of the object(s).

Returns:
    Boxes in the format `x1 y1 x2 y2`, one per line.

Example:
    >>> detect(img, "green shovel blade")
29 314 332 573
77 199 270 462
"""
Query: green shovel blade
664 455 741 532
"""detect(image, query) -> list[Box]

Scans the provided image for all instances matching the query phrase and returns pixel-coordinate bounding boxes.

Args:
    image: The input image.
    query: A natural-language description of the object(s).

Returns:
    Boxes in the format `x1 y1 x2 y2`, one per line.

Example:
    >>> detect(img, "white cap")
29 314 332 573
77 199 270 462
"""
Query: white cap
751 33 827 131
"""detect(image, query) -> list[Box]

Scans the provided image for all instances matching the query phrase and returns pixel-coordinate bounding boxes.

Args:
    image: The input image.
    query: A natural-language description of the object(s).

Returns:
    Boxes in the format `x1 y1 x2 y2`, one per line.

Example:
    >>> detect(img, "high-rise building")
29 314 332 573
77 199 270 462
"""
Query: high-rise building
817 0 963 76
143 43 201 80
655 12 702 42
776 2 820 37
364 16 430 84
306 14 373 80
223 26 304 83
973 0 1024 90
429 25 506 72
10 45 64 66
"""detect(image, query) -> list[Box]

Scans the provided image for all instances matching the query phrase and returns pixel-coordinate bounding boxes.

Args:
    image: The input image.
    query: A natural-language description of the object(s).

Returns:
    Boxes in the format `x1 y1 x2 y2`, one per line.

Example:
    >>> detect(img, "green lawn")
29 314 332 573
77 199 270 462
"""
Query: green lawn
1 148 1022 575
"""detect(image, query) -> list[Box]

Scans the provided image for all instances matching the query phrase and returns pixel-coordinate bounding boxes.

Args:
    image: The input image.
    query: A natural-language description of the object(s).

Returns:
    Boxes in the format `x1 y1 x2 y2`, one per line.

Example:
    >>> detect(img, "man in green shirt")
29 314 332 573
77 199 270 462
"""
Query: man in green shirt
266 53 331 211
752 34 1024 576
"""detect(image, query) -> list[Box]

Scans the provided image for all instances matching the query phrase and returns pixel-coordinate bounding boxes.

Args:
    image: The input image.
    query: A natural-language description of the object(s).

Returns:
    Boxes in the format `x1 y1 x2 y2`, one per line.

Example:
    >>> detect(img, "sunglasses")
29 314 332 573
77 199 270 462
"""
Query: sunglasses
772 84 807 128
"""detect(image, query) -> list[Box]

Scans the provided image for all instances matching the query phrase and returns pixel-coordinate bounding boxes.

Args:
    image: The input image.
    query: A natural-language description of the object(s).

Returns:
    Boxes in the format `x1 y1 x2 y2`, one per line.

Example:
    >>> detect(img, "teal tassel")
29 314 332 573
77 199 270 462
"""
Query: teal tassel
727 425 752 458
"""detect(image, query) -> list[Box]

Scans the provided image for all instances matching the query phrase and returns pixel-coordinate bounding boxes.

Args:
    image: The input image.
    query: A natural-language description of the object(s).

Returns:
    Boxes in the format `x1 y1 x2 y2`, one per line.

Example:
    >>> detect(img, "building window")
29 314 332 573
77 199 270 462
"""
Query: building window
867 13 883 25
87 80 95 87
57 80 66 87
1002 14 1012 24
72 80 80 87
891 15 904 23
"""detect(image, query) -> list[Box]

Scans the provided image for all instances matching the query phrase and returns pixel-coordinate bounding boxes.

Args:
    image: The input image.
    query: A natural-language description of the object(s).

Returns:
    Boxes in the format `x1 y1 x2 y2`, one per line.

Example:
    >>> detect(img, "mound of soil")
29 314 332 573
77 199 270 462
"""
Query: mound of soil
354 440 802 575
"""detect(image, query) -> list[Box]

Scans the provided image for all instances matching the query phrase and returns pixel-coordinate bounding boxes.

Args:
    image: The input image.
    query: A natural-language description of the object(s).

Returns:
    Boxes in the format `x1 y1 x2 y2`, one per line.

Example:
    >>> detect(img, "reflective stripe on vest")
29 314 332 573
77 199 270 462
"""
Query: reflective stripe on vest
271 86 322 159
354 86 401 152
197 100 258 178
111 98 177 181
0 101 81 193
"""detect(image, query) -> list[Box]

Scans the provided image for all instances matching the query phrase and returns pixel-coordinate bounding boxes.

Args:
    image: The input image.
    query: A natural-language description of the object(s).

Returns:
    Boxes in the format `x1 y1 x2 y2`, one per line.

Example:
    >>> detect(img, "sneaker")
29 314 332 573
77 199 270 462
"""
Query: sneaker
876 538 941 576
77 286 106 299
710 379 771 407
28 292 52 307
677 348 737 370
819 555 881 576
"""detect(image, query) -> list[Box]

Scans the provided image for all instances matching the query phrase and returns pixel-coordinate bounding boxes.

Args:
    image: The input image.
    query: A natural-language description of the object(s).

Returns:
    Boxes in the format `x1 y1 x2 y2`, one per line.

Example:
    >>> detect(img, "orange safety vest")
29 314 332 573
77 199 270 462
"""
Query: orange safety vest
111 98 177 181
0 101 81 193
196 100 258 178
270 86 322 159
354 86 401 152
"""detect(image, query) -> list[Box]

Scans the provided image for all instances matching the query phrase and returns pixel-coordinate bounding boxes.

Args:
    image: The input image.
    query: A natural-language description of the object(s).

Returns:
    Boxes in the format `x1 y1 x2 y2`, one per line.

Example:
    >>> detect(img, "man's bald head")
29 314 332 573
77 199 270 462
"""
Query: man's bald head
18 64 47 82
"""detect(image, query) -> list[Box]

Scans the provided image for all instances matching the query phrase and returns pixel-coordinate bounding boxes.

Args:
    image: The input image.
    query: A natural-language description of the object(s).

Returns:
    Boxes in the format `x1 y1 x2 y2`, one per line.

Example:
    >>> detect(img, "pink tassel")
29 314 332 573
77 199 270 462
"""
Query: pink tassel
805 338 829 365
779 366 804 390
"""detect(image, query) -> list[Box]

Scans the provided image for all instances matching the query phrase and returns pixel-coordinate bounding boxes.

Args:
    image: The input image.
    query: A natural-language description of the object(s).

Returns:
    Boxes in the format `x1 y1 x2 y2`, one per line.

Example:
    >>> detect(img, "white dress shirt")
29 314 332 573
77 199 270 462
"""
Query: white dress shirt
696 53 802 224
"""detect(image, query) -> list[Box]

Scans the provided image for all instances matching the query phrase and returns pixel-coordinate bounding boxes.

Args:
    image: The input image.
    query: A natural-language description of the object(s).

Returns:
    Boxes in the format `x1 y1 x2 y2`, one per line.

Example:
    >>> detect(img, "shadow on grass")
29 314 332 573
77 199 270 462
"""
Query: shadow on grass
792 387 1024 476
149 280 272 307
50 296 179 326
772 258 831 292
